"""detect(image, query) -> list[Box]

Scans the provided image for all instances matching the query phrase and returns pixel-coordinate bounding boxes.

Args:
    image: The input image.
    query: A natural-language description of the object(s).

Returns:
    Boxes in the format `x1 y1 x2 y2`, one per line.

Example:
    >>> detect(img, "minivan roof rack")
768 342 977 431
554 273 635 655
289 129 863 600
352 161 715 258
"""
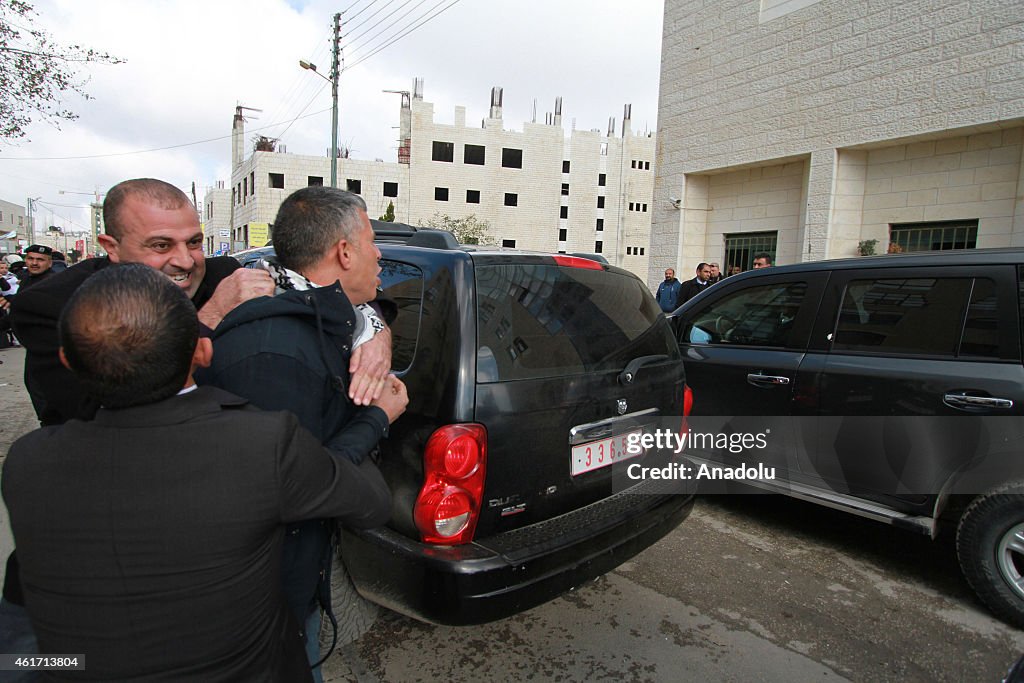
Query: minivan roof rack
371 220 459 250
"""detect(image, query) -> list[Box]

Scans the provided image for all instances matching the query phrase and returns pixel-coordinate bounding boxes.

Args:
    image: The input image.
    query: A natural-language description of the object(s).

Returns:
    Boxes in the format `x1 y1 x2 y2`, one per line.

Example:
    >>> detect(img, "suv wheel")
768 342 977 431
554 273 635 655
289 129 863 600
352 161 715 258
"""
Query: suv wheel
956 483 1024 627
319 551 379 653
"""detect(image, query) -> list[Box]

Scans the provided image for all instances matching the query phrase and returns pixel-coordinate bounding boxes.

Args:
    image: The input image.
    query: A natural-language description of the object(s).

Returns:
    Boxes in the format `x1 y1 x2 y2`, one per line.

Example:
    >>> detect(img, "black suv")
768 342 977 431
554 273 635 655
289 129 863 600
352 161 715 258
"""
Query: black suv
670 248 1024 626
239 224 694 634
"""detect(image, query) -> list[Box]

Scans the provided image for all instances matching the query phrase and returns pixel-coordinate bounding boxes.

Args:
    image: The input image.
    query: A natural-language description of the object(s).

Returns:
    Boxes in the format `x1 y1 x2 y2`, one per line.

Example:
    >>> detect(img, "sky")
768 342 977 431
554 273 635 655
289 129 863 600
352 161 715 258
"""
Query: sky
0 0 665 237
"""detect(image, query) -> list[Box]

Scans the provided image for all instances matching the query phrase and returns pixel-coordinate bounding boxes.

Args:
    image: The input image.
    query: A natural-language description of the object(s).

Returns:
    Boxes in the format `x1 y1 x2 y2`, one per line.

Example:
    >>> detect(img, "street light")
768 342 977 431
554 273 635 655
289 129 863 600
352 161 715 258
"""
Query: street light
299 58 340 188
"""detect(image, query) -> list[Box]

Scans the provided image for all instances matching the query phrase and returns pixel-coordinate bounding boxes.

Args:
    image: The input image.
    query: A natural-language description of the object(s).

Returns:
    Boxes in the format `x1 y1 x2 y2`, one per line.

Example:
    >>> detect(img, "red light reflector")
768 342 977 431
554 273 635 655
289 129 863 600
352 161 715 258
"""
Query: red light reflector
552 255 603 270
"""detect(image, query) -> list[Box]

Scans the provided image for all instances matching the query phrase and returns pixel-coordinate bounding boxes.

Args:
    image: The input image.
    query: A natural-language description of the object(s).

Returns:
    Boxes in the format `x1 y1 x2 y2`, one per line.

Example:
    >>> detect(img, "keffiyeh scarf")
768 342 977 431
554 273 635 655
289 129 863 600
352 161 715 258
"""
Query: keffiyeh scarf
257 258 384 348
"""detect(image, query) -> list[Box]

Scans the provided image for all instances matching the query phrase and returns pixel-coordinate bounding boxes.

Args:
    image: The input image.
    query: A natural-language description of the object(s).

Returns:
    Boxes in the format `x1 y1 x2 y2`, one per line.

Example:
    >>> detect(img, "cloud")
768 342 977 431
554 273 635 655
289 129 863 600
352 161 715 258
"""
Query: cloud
0 0 662 233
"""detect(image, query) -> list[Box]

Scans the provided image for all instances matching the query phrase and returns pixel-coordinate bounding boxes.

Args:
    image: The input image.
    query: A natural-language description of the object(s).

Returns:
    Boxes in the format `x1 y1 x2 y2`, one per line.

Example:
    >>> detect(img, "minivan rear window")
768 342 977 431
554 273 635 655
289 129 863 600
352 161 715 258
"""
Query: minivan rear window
475 263 673 382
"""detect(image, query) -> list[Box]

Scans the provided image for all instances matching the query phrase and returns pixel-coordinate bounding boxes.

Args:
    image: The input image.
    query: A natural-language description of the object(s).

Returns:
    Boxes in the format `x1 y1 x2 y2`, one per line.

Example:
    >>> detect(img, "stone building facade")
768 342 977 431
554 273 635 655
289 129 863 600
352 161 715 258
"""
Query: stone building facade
213 81 656 275
652 0 1024 284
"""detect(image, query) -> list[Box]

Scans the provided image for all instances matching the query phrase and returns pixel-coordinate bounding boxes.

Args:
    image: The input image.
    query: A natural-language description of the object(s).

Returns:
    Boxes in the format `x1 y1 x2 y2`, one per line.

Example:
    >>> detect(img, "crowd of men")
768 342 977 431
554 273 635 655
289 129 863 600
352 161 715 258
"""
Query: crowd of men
655 252 773 312
0 179 406 681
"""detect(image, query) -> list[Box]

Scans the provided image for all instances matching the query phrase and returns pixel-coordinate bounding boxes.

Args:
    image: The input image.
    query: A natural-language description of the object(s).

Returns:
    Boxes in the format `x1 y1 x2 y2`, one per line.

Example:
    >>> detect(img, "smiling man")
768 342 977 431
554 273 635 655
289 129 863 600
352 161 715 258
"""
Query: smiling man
11 178 275 427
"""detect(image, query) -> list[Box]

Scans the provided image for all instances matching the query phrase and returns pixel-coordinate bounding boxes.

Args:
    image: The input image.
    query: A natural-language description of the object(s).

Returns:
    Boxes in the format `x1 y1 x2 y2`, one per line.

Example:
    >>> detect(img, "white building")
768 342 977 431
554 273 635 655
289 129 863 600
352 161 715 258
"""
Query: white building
213 80 656 275
651 0 1024 282
0 199 30 255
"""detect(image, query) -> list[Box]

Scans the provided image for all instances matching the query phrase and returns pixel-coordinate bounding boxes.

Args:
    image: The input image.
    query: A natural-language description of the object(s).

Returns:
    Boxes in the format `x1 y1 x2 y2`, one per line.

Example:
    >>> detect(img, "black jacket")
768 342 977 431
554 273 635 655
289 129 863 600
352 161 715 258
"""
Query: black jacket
10 256 240 426
3 386 389 682
197 283 391 626
678 277 711 306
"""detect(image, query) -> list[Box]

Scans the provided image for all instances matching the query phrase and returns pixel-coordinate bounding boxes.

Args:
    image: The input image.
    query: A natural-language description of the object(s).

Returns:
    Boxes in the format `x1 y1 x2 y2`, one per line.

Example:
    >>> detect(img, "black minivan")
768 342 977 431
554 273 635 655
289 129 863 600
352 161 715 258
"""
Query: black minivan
240 225 695 637
670 248 1024 627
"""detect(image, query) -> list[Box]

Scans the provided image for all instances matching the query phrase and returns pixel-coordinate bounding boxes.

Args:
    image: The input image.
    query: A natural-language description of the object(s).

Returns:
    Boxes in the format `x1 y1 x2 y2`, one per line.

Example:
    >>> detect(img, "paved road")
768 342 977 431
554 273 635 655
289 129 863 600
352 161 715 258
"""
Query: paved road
1 346 1021 681
322 491 1024 682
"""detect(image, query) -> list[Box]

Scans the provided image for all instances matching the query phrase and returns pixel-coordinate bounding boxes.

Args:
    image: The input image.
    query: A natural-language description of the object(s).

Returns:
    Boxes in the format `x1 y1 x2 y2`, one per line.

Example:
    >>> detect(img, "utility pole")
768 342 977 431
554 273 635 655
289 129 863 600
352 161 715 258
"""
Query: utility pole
330 12 341 188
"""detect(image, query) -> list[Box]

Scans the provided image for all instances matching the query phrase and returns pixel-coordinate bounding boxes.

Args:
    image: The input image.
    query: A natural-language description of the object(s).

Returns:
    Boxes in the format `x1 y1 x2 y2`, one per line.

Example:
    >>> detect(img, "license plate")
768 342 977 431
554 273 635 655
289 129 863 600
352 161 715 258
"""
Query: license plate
571 430 643 476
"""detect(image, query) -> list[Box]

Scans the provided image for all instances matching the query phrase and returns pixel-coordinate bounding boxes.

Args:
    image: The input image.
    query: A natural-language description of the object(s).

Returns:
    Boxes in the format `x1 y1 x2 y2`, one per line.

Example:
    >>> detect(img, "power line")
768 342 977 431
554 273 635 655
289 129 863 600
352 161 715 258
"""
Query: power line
345 0 463 71
0 107 331 161
275 81 330 146
342 0 385 23
345 0 430 59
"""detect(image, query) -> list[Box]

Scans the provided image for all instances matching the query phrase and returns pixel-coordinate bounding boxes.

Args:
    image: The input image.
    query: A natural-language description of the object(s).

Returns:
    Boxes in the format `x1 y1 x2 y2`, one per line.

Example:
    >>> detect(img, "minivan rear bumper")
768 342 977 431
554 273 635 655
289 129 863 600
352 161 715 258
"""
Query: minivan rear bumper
339 481 695 625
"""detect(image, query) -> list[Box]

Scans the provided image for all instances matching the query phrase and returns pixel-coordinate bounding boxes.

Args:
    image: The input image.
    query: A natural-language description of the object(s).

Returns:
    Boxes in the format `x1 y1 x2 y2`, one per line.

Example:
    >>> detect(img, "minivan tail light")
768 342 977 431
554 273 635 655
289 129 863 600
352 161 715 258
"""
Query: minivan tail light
414 424 487 545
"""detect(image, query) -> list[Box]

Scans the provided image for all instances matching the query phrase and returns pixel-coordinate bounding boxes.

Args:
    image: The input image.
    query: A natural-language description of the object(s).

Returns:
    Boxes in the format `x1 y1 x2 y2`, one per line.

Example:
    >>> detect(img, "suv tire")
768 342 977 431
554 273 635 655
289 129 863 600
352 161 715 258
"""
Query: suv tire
319 552 379 652
956 482 1024 628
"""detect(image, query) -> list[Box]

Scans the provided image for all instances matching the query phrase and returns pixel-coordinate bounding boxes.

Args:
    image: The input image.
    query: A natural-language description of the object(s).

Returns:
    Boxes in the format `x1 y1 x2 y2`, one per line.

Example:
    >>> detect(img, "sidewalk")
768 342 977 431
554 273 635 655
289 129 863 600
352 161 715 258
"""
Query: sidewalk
0 347 39 585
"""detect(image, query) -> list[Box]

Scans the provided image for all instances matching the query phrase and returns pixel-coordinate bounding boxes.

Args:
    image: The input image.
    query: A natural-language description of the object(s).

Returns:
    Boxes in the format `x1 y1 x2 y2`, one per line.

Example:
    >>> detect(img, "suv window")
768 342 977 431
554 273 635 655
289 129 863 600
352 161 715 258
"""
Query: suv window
832 277 998 357
686 282 808 348
475 264 671 382
378 259 424 372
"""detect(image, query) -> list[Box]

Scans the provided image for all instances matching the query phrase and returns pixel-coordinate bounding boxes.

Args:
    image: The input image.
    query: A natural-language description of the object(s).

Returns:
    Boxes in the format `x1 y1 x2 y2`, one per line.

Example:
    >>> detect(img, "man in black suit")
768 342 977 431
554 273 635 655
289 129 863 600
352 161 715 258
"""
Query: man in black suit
678 262 714 306
3 264 392 681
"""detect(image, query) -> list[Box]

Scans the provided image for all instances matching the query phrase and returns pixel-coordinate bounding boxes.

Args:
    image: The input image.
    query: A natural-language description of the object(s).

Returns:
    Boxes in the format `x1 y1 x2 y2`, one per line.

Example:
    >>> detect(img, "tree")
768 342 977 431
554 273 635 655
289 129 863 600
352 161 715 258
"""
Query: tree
0 0 124 143
423 213 493 245
378 201 395 222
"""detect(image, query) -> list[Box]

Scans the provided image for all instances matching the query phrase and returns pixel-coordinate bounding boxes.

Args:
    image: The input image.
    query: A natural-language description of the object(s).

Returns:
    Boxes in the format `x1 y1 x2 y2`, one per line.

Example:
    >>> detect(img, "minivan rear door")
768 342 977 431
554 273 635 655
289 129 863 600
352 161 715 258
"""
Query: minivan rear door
805 264 1024 508
471 257 686 536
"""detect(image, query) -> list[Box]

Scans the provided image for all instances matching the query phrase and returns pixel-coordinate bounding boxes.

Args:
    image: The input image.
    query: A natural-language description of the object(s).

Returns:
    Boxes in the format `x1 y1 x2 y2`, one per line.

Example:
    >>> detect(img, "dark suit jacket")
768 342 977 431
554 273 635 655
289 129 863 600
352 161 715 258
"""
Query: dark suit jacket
9 256 240 426
2 386 390 682
678 277 711 305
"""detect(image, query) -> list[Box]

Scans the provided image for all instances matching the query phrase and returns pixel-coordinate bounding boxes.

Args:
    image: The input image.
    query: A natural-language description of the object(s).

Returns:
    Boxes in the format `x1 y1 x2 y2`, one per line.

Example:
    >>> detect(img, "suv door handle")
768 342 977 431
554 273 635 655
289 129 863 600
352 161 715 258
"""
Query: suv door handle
747 373 791 387
943 392 1014 410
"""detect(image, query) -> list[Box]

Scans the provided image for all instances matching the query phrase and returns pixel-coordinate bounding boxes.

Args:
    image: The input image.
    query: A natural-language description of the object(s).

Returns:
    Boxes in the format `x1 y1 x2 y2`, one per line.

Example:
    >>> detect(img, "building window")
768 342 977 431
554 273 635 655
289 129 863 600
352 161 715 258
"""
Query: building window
645 161 650 170
642 203 648 212
596 219 604 231
561 183 569 196
502 148 523 169
502 239 516 248
464 144 485 165
640 247 645 255
559 228 567 241
725 231 778 272
631 160 637 169
627 247 632 255
432 141 454 162
466 189 480 204
597 196 605 209
383 182 398 197
890 220 978 252
598 173 606 186
243 177 248 197
562 160 570 173
595 241 603 254
434 187 449 201
250 172 255 197
504 192 518 207
560 206 568 219
269 173 284 189
629 202 635 211
346 179 362 194
308 176 323 187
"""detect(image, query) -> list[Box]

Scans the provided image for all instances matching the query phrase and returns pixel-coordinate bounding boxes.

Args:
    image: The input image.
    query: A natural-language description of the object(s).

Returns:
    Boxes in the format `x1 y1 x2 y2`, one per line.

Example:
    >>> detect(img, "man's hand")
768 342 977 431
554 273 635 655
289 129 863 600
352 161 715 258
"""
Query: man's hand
370 374 408 424
349 327 392 406
197 269 275 330
0 297 8 311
